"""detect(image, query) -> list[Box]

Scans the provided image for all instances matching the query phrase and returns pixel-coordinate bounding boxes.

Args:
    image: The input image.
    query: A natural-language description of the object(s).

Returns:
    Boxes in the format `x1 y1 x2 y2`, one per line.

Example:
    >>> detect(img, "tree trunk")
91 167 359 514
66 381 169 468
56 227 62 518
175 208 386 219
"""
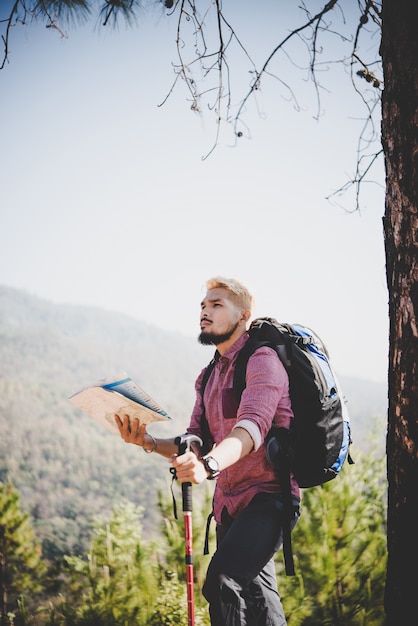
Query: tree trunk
381 0 418 623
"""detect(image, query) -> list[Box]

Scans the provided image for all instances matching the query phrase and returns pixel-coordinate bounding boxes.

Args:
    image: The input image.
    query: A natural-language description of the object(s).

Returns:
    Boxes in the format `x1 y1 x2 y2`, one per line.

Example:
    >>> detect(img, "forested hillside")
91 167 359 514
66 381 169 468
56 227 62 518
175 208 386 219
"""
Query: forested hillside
0 285 387 559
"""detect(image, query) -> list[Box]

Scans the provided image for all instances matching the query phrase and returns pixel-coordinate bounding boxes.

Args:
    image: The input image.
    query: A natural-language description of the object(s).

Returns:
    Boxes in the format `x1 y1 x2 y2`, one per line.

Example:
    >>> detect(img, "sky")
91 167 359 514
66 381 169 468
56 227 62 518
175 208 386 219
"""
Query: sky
0 1 388 382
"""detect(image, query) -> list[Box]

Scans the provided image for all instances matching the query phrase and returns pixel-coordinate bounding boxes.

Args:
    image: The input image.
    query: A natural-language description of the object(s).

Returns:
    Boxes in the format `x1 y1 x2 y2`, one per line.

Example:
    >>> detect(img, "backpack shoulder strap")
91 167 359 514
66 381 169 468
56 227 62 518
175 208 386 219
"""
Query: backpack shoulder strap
199 359 216 454
201 359 216 395
233 339 272 399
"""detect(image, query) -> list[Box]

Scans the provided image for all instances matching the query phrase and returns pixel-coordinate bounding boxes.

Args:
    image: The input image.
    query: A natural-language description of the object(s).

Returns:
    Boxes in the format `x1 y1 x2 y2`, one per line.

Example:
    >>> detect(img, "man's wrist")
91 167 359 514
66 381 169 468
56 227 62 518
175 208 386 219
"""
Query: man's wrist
143 434 157 454
201 455 220 480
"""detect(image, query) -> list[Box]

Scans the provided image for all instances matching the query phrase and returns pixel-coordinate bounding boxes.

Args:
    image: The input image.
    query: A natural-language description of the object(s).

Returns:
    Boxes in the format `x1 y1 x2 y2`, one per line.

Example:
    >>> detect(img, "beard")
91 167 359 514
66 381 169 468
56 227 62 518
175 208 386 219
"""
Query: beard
198 321 240 346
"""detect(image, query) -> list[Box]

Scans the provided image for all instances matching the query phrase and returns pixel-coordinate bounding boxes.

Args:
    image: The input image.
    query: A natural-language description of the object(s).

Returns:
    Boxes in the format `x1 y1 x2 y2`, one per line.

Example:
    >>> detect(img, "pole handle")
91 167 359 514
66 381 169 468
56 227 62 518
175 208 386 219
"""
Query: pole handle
174 434 203 513
175 433 203 455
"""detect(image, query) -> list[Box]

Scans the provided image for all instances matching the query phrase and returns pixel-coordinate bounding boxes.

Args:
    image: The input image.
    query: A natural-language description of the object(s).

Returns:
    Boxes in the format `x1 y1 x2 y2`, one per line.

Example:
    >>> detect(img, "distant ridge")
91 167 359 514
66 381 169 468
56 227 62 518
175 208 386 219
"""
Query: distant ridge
0 283 387 435
0 284 387 441
0 284 210 424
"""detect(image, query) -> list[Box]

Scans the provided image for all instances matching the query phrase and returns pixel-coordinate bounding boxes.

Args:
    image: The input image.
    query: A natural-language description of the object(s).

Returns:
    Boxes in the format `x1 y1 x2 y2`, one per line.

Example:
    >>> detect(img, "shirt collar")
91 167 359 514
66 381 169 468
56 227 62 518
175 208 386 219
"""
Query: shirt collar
214 332 249 362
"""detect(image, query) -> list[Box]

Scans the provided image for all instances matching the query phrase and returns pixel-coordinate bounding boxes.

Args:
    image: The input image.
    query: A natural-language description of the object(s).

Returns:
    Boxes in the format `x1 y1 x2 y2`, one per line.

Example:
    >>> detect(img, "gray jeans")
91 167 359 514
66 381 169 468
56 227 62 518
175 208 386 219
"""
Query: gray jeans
202 493 300 626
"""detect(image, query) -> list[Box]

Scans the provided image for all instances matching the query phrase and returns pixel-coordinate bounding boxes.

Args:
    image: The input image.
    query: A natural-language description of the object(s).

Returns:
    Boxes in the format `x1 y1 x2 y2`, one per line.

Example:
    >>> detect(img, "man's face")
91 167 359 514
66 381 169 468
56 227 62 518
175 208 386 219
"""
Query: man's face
198 287 243 346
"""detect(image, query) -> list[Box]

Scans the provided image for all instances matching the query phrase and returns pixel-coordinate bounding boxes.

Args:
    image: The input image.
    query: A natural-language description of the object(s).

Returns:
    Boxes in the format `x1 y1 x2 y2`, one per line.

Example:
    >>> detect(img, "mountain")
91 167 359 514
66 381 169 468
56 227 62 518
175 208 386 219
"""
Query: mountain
0 285 387 557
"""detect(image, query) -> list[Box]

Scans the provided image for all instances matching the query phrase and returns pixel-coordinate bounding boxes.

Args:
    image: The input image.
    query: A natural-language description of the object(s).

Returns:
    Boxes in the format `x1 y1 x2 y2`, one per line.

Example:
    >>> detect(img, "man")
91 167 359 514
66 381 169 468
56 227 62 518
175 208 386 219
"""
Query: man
115 276 300 625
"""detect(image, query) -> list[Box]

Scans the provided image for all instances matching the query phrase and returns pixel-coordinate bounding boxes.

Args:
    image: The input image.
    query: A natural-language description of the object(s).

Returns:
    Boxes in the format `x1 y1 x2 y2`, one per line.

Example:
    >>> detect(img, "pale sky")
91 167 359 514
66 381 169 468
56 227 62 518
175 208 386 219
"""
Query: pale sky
0 1 388 382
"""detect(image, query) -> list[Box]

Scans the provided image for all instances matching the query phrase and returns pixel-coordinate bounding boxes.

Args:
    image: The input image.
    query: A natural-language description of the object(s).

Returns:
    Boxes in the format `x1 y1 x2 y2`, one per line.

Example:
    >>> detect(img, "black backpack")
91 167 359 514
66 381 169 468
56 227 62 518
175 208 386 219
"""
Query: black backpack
200 317 353 575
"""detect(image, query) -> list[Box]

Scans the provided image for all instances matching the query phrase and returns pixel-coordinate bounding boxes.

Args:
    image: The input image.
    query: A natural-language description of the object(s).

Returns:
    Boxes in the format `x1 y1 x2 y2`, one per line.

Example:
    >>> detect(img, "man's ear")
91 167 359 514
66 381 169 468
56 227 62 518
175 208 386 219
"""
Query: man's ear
241 309 251 324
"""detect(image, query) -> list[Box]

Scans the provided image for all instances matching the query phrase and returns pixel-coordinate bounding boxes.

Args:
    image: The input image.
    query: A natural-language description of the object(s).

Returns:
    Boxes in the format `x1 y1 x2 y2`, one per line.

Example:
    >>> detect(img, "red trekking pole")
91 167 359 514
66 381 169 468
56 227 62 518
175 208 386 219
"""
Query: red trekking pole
175 433 203 626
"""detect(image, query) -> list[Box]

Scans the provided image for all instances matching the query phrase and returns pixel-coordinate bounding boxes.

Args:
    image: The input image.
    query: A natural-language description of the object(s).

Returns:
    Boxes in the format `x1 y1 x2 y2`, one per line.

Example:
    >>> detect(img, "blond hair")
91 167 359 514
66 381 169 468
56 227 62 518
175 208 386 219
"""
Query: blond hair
205 276 254 312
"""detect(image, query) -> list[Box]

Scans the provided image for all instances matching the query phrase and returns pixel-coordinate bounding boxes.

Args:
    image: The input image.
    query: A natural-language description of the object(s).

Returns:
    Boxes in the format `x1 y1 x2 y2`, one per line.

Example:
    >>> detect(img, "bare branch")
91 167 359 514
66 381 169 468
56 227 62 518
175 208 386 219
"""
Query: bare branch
233 0 340 133
1 0 384 209
158 0 258 156
1 0 92 69
326 148 384 212
1 1 21 70
334 0 383 210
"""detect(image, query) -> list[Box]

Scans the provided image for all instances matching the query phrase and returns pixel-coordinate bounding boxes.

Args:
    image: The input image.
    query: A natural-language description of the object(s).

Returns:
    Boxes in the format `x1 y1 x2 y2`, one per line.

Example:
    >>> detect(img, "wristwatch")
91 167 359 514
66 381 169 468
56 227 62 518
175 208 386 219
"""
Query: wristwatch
201 455 220 480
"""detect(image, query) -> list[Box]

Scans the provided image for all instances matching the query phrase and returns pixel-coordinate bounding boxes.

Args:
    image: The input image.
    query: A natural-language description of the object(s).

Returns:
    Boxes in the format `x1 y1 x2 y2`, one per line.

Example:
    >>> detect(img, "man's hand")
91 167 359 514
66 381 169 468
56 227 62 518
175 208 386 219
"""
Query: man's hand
114 414 148 446
170 451 208 484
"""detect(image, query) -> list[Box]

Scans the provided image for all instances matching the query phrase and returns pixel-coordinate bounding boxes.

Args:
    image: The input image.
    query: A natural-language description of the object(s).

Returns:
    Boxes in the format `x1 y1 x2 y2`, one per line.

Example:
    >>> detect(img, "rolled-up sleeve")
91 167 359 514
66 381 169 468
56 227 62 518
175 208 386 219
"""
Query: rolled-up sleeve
232 418 263 450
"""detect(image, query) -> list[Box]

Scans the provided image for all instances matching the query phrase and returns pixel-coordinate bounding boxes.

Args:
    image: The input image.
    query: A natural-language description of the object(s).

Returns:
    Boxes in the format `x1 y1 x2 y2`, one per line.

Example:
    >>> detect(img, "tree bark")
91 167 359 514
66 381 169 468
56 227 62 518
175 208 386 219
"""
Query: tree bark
381 0 418 622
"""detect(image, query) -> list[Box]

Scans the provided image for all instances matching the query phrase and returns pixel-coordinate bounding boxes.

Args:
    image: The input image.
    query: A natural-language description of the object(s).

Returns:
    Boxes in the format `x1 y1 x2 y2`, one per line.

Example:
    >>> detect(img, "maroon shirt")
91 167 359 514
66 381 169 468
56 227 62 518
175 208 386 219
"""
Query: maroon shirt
188 333 300 524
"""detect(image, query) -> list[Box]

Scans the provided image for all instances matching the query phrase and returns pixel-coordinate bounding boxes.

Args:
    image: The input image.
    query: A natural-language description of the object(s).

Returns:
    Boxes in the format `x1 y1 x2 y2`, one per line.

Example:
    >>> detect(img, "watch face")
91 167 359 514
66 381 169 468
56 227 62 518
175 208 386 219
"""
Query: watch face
203 456 220 478
206 457 218 471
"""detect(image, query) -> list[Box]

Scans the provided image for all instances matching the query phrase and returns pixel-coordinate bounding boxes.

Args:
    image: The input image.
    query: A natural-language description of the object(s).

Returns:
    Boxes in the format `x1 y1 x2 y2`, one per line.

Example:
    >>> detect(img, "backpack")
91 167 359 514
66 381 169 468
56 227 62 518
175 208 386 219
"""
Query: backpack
200 316 353 575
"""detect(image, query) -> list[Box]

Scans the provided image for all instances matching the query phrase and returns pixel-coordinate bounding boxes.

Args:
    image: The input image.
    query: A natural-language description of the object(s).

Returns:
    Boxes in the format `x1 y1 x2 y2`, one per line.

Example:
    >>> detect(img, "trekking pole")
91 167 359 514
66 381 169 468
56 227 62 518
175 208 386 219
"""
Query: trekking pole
175 433 203 626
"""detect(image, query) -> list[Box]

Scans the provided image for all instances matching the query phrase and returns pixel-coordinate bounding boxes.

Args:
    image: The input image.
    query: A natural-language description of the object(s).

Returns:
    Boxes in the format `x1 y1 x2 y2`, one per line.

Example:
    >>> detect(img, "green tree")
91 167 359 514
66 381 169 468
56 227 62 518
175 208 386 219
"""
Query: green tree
148 572 210 626
62 501 158 625
277 451 387 625
0 482 45 626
